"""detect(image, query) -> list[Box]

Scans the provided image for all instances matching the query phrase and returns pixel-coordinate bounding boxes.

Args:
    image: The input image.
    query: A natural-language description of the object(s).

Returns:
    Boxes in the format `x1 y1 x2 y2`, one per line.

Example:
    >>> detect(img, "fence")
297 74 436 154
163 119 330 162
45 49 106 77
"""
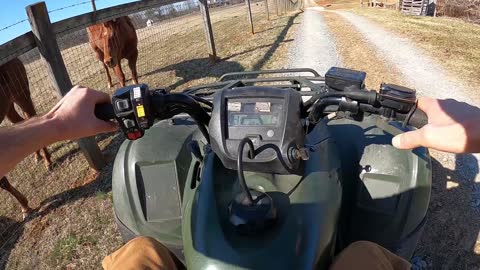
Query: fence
0 0 303 267
271 0 304 15
436 0 480 22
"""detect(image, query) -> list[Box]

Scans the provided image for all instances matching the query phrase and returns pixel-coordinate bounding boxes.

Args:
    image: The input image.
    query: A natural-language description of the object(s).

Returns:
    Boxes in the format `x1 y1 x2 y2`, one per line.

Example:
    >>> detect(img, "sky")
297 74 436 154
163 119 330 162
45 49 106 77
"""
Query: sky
0 0 139 44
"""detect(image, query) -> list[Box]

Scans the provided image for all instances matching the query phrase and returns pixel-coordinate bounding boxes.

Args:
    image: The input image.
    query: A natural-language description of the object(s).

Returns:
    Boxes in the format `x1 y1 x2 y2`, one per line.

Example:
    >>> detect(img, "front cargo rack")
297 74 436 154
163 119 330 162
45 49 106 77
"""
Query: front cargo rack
182 68 326 97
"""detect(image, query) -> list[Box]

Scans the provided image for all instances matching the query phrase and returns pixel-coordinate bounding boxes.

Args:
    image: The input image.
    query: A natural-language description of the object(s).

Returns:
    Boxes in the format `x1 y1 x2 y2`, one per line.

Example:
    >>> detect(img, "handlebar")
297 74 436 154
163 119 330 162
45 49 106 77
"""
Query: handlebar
306 89 428 129
396 107 428 129
94 89 211 142
94 103 115 121
94 84 428 142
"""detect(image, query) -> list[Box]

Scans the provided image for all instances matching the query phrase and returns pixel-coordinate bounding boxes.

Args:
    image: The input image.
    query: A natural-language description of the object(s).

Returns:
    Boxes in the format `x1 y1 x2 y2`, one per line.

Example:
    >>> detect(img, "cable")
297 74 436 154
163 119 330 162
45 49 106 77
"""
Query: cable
48 0 97 14
237 138 255 205
190 95 213 108
402 101 417 128
0 19 28 32
305 90 378 110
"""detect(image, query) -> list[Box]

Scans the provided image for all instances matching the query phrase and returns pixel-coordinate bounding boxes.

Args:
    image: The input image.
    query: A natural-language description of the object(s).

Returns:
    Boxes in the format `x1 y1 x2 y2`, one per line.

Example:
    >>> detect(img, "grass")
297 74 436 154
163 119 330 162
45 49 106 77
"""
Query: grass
95 191 110 201
0 4 301 269
350 8 480 89
50 233 98 267
316 0 360 9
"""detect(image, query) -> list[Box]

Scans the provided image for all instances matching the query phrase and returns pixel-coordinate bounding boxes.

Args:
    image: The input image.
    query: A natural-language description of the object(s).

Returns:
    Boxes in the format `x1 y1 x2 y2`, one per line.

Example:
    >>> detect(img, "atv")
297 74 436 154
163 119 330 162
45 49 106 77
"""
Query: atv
95 67 431 269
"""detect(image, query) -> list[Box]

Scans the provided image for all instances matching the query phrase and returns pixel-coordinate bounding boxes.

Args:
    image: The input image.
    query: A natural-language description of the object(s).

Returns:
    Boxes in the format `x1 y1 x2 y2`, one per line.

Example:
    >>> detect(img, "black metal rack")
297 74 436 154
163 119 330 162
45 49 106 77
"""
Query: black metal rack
183 68 326 97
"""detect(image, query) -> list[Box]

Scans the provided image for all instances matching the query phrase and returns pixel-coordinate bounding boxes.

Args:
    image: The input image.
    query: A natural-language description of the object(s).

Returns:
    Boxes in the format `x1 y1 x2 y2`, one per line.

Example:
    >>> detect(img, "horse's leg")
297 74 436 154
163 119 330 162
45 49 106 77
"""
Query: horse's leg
93 47 113 88
113 63 126 87
0 176 32 219
12 94 52 169
128 49 139 85
5 106 23 123
103 62 114 89
0 99 10 123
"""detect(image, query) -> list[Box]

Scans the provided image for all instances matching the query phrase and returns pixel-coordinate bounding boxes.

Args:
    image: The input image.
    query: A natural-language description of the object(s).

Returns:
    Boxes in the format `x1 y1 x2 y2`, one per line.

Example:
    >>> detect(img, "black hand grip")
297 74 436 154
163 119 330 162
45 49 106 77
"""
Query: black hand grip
397 108 428 129
408 109 428 128
95 103 115 121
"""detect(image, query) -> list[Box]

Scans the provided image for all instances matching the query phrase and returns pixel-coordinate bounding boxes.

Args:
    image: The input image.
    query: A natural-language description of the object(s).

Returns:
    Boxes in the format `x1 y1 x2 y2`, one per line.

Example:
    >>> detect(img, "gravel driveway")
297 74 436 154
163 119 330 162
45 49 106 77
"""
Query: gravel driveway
288 7 480 269
287 6 340 74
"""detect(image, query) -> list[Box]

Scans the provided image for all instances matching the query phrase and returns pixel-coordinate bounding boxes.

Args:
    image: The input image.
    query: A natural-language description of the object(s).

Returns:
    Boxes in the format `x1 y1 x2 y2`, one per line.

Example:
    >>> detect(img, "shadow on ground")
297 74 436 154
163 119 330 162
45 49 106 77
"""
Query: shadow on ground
142 57 245 91
0 217 23 269
33 133 124 219
139 12 300 91
252 12 300 71
415 153 480 269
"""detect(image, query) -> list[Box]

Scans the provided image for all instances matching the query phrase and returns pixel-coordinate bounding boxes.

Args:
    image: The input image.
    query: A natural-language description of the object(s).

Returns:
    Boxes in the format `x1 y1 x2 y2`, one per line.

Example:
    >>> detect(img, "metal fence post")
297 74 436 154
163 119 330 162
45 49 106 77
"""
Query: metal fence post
265 0 270 20
245 0 255 34
26 2 106 170
199 0 218 61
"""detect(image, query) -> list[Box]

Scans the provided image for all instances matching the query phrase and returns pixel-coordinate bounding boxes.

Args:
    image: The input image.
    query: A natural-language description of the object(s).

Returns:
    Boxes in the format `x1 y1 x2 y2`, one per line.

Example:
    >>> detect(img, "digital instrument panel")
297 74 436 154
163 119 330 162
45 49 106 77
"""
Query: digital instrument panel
209 86 304 174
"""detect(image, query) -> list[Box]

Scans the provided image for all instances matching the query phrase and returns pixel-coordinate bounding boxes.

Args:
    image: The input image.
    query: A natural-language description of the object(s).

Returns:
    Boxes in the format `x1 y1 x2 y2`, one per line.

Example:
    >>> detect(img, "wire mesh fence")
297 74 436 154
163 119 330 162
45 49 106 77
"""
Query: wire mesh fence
0 0 303 267
436 0 480 22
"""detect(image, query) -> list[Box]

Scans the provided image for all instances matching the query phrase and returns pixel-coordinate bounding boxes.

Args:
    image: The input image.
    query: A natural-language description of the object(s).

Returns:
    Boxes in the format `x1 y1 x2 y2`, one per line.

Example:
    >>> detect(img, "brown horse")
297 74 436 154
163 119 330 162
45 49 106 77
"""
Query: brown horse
87 16 139 88
0 57 52 218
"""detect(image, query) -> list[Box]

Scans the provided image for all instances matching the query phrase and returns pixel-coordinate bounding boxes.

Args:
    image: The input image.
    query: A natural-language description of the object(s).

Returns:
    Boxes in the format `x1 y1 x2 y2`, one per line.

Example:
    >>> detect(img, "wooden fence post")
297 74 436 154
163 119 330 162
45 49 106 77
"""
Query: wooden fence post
199 0 217 61
26 2 106 170
245 0 255 34
265 0 270 20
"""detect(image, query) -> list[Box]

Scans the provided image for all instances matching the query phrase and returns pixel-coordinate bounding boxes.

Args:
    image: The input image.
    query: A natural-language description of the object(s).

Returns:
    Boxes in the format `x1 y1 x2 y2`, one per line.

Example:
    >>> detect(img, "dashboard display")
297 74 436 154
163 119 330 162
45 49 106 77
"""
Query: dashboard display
227 101 283 127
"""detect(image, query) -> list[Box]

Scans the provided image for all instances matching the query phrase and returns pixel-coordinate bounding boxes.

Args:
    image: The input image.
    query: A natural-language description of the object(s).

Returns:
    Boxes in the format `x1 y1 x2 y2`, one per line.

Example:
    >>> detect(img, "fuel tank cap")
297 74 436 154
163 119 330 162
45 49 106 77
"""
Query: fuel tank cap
228 190 277 235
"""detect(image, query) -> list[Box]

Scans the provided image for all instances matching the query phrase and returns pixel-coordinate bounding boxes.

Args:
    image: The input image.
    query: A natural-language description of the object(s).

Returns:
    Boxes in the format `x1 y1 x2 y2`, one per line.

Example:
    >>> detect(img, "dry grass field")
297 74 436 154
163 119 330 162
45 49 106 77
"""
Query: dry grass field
351 7 480 89
0 3 301 269
315 0 480 89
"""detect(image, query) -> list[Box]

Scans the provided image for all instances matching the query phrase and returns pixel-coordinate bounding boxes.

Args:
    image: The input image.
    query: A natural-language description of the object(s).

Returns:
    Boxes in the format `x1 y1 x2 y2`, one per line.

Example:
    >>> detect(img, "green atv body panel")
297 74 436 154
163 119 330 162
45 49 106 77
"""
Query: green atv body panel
112 115 431 269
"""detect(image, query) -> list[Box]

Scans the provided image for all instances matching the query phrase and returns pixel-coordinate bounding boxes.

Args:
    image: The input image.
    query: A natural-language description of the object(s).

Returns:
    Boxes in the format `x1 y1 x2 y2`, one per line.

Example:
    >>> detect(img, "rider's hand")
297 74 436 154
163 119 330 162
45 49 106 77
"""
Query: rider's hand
392 97 480 153
46 85 118 141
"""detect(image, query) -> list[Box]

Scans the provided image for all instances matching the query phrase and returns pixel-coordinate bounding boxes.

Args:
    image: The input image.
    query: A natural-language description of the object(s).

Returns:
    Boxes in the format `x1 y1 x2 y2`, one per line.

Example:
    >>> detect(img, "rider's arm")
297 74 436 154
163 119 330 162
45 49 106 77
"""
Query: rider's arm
0 86 117 177
392 97 480 153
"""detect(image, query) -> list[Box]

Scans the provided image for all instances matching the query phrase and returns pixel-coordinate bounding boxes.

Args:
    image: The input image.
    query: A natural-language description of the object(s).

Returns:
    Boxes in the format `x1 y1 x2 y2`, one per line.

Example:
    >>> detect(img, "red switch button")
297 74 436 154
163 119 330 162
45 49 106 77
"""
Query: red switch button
127 130 143 140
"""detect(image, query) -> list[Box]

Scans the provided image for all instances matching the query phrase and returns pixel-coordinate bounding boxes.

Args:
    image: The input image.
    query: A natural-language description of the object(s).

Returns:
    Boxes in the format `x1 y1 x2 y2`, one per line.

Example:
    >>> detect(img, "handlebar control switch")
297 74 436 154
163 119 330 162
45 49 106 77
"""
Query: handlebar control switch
115 99 130 112
111 84 153 140
379 84 416 113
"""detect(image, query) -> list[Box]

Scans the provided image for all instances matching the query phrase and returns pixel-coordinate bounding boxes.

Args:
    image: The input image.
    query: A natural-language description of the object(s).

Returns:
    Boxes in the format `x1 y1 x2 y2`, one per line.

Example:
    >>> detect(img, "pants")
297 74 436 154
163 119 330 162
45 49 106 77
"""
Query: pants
103 237 410 270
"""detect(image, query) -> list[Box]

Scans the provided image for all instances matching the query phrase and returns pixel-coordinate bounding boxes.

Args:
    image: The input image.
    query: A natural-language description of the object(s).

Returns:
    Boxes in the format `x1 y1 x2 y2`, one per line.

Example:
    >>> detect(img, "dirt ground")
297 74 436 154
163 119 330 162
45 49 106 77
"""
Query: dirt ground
0 3 301 269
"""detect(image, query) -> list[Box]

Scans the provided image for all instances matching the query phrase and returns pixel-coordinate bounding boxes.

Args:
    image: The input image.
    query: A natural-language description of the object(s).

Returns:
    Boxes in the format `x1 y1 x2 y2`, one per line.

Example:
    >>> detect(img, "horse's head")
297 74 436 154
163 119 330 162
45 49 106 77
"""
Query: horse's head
102 19 122 68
